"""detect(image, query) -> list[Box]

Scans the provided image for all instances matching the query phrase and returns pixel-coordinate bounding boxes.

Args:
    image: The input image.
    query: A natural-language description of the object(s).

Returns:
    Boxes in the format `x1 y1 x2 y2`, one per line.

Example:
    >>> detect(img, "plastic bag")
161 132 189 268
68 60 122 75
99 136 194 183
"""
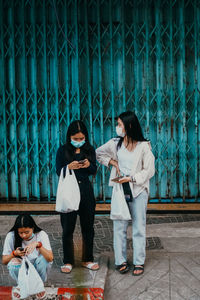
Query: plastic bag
18 256 45 299
110 183 131 220
56 166 80 213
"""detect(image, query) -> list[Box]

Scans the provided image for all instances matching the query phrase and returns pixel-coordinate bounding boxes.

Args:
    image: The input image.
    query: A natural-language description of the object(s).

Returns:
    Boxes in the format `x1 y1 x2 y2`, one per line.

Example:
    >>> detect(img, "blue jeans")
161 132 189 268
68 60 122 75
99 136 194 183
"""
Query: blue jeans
113 189 148 266
7 255 51 284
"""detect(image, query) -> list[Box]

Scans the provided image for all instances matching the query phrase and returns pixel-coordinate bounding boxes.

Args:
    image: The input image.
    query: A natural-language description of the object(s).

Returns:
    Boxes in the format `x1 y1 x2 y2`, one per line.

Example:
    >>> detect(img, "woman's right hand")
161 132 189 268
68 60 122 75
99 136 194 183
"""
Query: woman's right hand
109 159 121 175
15 247 26 257
68 161 81 170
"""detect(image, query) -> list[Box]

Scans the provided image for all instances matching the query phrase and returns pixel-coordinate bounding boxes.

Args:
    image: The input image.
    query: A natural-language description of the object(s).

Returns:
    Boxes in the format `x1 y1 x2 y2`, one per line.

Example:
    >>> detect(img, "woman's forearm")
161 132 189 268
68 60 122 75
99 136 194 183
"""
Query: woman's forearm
109 158 117 167
38 246 53 262
109 159 121 175
2 252 15 265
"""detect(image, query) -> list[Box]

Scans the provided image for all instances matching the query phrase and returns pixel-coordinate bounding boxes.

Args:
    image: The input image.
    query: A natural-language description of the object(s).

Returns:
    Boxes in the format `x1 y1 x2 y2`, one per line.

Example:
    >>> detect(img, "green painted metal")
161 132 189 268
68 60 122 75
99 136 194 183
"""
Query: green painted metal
169 0 175 202
0 0 199 204
63 0 70 129
155 0 163 199
74 0 80 120
109 0 115 132
133 3 139 117
97 0 106 201
32 0 40 200
10 2 19 201
179 0 187 199
121 0 126 112
22 0 29 200
84 0 93 142
194 0 200 200
0 0 9 200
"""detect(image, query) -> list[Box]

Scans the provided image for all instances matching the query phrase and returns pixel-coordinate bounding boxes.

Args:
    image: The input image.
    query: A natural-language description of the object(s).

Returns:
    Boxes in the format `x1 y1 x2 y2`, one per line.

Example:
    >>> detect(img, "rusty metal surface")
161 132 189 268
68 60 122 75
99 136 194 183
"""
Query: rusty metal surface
0 0 199 204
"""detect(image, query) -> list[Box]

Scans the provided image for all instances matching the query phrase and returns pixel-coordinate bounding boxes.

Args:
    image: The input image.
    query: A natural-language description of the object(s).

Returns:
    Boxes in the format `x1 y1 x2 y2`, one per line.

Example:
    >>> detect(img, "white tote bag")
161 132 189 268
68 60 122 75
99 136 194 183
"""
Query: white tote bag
56 166 80 213
110 183 131 220
18 256 45 299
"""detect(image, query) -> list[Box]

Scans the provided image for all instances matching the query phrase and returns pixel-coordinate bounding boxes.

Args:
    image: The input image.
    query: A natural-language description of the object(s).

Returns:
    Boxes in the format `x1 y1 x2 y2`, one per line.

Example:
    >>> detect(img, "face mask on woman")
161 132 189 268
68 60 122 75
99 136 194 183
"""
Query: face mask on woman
71 139 85 148
116 126 125 137
27 233 35 241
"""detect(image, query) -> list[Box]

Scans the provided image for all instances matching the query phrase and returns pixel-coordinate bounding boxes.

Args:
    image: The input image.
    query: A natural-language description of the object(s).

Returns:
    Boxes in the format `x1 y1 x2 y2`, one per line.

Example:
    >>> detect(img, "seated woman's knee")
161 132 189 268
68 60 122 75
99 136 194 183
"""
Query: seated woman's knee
8 258 22 266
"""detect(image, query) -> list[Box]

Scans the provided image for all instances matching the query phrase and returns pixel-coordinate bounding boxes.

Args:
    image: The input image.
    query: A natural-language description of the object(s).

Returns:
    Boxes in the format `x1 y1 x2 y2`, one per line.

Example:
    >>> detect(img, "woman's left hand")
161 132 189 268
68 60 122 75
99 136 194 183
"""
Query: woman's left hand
118 176 131 184
24 241 38 255
80 159 90 168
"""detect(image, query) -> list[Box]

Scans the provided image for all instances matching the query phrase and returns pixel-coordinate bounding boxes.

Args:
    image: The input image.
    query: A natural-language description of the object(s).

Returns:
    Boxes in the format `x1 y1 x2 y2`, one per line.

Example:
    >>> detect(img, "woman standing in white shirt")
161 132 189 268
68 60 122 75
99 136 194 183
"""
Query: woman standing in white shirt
96 111 155 276
2 214 53 299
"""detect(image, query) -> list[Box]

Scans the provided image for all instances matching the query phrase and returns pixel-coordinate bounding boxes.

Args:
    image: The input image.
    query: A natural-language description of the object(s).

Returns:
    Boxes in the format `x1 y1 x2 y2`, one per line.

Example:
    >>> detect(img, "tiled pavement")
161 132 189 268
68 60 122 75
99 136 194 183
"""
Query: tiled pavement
1 214 200 299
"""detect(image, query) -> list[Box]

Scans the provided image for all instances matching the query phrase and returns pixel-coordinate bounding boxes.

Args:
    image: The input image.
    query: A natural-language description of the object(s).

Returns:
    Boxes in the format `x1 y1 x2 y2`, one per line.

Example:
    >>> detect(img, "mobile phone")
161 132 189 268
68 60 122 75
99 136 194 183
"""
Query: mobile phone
111 176 124 182
19 247 24 251
79 159 86 164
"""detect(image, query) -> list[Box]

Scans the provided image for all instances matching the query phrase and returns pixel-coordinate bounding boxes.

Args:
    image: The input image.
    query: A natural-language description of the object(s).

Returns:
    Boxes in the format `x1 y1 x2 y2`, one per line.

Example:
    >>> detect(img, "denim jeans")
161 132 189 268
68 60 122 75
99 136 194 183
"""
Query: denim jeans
7 255 51 284
113 189 148 266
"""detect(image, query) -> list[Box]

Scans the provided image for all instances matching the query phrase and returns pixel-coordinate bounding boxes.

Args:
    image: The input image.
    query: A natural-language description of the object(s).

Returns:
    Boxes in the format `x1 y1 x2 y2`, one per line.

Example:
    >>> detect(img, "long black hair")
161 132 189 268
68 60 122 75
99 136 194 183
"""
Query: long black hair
65 120 93 161
9 214 42 249
117 111 147 149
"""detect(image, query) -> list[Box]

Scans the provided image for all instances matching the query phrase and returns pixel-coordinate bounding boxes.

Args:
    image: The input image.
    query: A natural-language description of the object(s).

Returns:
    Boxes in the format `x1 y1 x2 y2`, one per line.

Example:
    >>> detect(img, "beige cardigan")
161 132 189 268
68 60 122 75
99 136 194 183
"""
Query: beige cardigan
96 138 155 197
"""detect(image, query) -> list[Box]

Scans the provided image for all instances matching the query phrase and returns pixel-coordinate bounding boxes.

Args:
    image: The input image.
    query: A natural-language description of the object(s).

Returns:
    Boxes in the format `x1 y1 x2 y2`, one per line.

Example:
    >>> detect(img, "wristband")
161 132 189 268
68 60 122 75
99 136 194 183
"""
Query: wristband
12 250 17 257
131 176 136 183
36 242 42 248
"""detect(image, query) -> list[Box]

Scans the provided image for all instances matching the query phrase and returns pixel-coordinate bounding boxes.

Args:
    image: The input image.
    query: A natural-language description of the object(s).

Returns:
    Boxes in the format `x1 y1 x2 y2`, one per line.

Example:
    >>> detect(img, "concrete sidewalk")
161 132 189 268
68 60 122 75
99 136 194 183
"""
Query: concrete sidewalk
1 214 200 299
105 217 200 300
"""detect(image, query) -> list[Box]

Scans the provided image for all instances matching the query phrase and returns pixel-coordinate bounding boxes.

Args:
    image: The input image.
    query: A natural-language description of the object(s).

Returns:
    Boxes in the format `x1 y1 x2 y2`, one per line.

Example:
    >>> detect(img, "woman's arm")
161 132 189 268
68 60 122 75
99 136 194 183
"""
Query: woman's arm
2 232 25 265
2 248 26 265
134 143 155 185
35 242 53 262
96 139 118 167
56 146 66 176
108 159 120 175
2 252 16 265
81 147 97 175
56 145 83 174
24 241 53 262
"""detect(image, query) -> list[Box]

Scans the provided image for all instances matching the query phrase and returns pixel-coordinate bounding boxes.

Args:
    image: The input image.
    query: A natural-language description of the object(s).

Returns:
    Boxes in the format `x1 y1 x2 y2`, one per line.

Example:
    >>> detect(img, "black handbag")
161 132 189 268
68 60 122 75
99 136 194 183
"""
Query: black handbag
122 182 133 202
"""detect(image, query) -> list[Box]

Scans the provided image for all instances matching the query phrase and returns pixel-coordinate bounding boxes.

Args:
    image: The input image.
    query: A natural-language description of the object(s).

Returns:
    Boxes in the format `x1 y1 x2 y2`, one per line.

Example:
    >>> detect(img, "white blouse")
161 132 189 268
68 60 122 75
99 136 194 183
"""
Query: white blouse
117 142 140 176
96 138 155 197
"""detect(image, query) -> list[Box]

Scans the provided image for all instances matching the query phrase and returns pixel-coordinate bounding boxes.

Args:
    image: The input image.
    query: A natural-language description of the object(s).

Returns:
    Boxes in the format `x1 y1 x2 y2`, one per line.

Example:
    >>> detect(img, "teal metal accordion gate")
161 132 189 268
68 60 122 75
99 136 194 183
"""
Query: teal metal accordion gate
0 0 199 204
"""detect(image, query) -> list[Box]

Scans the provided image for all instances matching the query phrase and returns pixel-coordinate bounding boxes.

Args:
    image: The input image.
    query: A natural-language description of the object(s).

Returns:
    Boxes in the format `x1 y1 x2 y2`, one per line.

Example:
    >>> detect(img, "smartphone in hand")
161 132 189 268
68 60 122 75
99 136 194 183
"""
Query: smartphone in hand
79 159 86 165
111 176 124 182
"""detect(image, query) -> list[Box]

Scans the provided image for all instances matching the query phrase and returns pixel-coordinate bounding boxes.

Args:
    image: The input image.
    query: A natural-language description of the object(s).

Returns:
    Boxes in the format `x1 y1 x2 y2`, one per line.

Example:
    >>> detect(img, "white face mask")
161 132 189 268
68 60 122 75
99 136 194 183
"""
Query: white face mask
116 126 125 137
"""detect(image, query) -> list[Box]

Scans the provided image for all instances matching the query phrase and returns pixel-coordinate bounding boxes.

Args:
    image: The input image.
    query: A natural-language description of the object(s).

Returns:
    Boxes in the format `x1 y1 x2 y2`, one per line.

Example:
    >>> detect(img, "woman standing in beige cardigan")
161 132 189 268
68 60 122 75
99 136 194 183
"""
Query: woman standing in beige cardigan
96 111 155 276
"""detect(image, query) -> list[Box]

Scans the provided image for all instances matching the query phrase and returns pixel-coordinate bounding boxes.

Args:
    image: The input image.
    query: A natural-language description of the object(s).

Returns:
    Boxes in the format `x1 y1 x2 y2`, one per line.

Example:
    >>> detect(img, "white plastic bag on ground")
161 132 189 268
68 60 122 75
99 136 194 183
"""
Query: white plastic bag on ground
110 183 131 220
18 256 45 299
56 166 80 213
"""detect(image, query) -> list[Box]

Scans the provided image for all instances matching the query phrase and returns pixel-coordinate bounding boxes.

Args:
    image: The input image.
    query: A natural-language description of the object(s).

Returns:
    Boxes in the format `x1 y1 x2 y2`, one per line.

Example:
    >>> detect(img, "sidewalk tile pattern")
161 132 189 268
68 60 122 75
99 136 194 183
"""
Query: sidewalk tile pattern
1 215 200 300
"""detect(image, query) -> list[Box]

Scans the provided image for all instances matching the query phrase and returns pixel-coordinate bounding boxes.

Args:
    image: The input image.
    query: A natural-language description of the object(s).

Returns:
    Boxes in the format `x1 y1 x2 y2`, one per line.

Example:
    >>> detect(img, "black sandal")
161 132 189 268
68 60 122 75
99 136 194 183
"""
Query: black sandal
132 265 144 276
116 262 130 274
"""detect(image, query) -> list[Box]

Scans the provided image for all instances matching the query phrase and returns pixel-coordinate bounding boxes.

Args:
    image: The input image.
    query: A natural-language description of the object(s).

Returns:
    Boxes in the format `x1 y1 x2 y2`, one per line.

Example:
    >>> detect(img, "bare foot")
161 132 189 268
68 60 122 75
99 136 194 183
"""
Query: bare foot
82 262 99 270
61 264 73 273
133 265 144 276
36 290 46 299
13 292 20 298
12 287 20 298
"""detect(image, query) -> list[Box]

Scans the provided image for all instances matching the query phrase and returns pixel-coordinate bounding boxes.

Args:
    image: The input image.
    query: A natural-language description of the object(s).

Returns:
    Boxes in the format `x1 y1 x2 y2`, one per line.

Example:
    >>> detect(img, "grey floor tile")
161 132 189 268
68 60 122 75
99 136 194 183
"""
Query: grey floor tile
161 238 200 253
170 256 200 300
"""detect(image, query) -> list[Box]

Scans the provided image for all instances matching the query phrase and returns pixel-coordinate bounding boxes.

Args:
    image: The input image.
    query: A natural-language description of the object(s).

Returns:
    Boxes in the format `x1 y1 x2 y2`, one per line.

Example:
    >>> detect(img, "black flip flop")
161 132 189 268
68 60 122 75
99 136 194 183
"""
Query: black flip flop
116 262 130 274
132 265 144 276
